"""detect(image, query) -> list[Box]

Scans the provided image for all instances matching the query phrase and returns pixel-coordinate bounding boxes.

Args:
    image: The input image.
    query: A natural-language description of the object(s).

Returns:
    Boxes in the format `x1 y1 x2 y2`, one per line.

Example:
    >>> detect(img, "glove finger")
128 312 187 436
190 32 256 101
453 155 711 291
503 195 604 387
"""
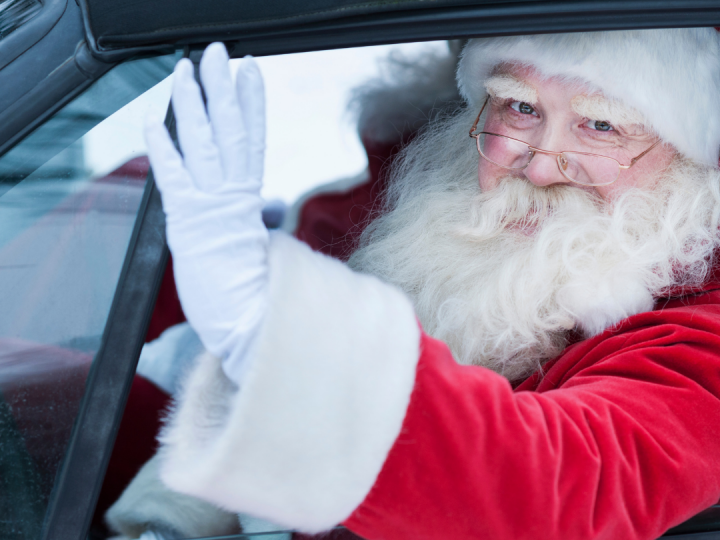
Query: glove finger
199 43 248 185
145 112 193 210
171 58 224 192
235 57 266 187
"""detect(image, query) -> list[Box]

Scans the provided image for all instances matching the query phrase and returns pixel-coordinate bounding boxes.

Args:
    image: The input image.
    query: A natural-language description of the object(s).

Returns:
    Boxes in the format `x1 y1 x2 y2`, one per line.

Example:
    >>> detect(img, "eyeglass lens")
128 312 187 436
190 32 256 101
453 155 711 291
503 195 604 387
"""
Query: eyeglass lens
478 133 620 186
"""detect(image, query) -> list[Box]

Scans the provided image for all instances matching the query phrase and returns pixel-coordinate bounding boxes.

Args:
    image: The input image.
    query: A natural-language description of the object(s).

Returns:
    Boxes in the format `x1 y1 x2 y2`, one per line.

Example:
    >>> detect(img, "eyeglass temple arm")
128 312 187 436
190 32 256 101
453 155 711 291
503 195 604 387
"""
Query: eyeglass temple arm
469 96 491 138
622 139 663 169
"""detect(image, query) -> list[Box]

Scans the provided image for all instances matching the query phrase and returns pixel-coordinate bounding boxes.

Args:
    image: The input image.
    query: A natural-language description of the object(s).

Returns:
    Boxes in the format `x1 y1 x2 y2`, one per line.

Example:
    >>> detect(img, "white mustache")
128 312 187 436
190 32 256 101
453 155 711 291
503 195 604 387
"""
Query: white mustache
463 176 604 241
352 156 720 380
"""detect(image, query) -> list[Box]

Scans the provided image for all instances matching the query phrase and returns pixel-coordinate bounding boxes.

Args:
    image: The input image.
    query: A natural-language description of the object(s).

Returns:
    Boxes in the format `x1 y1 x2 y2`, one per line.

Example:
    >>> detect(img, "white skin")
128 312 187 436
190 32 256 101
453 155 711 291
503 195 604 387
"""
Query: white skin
477 66 677 200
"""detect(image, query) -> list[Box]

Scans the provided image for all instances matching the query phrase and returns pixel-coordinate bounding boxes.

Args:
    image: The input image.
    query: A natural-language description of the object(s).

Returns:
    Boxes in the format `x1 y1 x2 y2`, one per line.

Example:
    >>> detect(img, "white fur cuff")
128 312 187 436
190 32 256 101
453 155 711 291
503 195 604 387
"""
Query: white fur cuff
158 232 421 533
105 455 239 538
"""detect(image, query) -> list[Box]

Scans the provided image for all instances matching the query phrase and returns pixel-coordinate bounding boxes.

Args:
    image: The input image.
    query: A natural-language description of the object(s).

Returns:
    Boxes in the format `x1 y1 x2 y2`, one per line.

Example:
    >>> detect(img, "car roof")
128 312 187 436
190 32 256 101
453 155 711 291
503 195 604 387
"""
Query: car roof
79 0 720 61
4 0 720 158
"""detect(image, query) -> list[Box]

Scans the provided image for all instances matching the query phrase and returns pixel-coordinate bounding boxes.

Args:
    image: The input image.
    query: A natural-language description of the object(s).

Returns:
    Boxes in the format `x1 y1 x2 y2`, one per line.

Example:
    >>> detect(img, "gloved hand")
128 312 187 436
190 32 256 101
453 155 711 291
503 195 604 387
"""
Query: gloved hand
137 528 180 540
145 43 268 385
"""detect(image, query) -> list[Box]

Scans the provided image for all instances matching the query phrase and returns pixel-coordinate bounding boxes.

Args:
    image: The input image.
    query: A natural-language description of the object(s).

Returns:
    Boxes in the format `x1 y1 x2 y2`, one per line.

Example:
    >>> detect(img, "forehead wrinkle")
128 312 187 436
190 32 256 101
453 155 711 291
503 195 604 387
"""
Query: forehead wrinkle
484 74 538 104
571 94 647 128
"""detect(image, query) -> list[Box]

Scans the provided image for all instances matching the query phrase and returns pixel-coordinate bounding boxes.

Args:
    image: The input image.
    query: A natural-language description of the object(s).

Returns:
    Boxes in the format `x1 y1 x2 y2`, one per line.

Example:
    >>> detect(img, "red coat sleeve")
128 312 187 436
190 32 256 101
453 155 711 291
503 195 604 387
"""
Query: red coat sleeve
344 308 720 540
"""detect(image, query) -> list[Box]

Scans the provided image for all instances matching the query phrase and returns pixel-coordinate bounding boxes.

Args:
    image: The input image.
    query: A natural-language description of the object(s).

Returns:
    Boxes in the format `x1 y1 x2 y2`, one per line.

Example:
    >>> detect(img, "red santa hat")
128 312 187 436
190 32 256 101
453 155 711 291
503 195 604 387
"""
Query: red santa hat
456 28 720 167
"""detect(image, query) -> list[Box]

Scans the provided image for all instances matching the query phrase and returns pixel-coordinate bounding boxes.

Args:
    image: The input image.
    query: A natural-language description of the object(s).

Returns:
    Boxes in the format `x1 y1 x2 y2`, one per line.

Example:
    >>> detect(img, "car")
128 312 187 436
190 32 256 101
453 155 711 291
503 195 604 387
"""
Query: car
3 1 720 539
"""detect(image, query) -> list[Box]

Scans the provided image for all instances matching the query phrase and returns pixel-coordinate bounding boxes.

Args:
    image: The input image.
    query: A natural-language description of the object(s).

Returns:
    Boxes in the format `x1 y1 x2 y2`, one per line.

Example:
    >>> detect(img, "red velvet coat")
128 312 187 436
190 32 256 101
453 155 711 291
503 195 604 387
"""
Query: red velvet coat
344 278 720 538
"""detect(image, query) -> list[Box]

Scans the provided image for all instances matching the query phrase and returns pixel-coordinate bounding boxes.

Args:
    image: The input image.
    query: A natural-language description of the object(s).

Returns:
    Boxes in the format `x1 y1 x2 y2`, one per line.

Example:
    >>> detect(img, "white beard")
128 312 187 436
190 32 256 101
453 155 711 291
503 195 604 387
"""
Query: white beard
349 109 720 381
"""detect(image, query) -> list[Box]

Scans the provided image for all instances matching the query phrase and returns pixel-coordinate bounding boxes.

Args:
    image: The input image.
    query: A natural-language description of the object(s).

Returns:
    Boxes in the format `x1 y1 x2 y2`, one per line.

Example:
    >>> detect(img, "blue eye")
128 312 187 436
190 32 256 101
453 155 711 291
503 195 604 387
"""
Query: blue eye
589 120 614 132
510 101 537 115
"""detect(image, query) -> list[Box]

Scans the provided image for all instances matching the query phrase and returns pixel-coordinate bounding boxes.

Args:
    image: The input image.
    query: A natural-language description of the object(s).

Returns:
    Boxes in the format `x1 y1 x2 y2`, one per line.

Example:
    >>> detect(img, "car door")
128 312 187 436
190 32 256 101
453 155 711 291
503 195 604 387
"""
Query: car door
3 1 720 539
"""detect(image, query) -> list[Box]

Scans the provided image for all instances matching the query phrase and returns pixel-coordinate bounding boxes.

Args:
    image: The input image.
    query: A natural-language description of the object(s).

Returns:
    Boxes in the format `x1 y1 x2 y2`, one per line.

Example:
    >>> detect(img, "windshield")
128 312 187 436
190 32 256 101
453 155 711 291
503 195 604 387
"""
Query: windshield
0 53 174 540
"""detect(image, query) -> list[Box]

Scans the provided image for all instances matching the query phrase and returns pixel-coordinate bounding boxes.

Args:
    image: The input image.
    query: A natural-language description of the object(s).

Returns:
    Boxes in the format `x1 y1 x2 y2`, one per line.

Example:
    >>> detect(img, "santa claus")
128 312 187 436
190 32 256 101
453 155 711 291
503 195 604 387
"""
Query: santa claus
110 28 720 540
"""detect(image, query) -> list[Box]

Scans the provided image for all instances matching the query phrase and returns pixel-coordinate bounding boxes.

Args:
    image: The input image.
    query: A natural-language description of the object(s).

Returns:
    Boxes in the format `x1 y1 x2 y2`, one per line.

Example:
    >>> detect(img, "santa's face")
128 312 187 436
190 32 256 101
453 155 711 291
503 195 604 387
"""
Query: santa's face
351 58 720 379
477 66 677 201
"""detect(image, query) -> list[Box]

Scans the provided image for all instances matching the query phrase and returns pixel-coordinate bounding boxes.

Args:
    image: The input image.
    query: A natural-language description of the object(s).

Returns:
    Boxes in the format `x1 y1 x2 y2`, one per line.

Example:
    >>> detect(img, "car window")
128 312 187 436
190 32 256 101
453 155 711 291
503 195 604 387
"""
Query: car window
250 41 447 207
97 41 458 540
0 0 41 40
0 53 173 540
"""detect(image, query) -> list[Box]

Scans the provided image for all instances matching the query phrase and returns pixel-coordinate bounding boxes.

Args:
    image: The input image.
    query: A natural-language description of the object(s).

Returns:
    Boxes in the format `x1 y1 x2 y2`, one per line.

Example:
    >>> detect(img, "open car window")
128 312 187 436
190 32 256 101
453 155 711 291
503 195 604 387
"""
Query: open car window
97 41 460 540
250 41 447 206
0 53 173 540
101 36 720 540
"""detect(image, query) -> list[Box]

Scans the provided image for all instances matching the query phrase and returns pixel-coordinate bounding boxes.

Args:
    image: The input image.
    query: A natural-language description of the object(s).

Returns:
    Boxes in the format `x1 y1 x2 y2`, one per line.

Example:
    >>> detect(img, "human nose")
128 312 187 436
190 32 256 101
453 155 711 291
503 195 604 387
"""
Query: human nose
522 150 572 187
522 127 573 187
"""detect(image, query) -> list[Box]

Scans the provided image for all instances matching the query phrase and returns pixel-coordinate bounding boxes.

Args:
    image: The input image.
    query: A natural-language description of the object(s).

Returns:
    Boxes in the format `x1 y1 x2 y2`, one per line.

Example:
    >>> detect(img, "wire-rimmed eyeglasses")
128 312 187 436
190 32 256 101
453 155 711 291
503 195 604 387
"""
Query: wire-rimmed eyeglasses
469 96 661 187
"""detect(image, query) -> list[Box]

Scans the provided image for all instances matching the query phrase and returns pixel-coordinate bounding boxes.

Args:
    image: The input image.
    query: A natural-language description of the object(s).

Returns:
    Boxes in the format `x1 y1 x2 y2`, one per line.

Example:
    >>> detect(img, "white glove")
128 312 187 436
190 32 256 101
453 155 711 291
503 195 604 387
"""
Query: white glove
145 43 268 385
137 529 178 540
136 322 204 395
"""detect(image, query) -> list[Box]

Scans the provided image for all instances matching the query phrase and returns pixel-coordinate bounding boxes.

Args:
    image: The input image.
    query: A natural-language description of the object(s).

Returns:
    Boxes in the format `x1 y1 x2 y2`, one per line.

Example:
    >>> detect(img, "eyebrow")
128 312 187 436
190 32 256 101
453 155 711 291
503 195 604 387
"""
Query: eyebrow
571 94 647 128
484 74 538 104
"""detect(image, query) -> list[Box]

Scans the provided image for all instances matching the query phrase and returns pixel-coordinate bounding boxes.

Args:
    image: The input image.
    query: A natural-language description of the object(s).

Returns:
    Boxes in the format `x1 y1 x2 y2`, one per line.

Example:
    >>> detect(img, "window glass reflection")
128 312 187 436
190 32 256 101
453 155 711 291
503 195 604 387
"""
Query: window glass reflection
0 54 173 540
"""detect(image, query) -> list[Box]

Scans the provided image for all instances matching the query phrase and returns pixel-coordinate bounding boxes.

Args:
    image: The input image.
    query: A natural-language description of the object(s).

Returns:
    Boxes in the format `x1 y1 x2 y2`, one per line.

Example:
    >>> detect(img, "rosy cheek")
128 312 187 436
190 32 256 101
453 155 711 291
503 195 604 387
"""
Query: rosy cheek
477 154 502 191
598 147 676 201
482 134 504 157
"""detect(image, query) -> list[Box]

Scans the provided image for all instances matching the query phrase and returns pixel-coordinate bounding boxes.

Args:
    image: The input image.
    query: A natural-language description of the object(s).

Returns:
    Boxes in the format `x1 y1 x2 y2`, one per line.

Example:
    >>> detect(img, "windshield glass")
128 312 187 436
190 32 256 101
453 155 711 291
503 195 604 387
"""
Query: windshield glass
0 53 173 540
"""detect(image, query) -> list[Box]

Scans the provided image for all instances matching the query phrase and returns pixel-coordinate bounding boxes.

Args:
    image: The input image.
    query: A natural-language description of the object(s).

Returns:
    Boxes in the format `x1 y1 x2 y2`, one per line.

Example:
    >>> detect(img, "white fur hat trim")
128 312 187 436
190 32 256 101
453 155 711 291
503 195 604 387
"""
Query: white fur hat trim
457 29 720 167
